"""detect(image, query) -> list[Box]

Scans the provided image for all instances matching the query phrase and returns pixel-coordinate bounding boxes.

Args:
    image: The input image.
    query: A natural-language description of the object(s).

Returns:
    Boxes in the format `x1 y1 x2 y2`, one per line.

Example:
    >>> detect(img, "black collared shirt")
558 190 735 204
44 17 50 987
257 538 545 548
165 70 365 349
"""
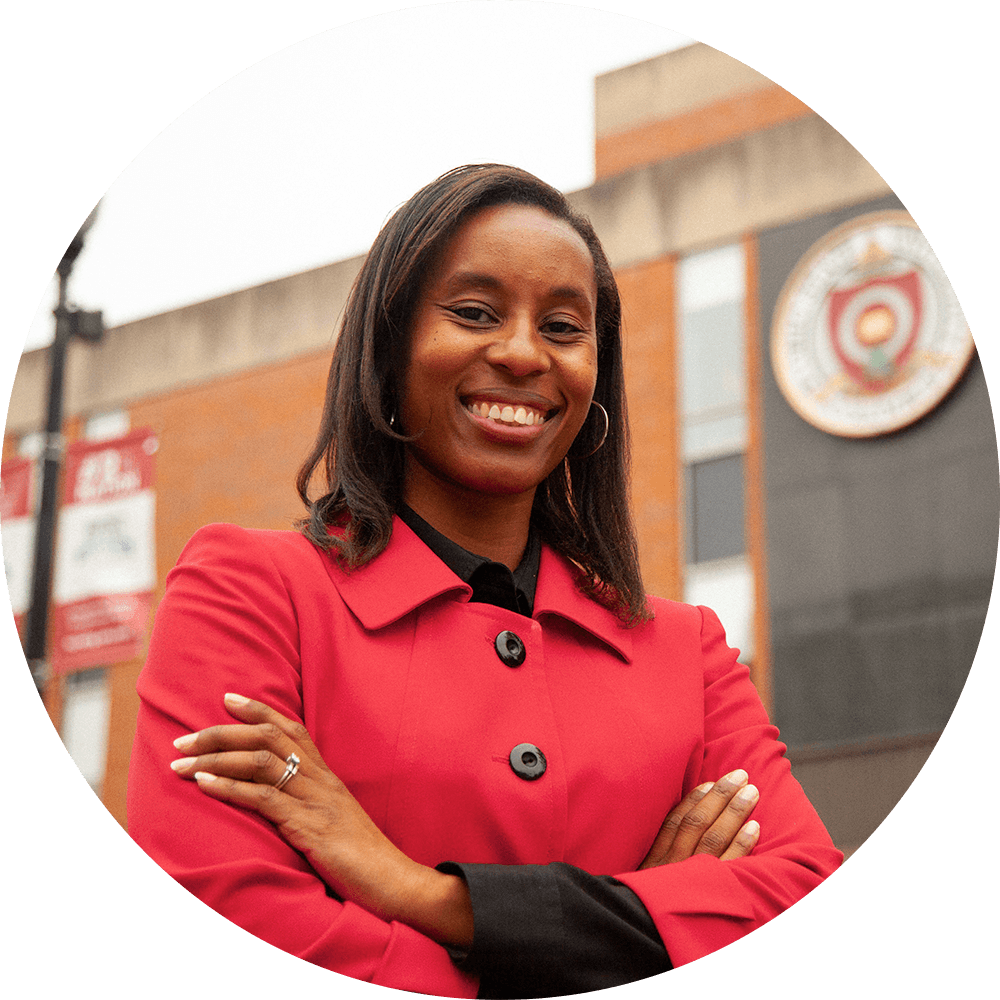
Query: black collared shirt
397 506 671 997
397 504 539 616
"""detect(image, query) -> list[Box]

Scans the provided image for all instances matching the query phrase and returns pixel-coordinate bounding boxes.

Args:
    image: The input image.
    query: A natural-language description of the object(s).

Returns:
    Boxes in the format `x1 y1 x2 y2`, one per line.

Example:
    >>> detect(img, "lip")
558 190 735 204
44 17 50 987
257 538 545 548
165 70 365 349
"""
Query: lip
460 390 558 443
461 389 559 422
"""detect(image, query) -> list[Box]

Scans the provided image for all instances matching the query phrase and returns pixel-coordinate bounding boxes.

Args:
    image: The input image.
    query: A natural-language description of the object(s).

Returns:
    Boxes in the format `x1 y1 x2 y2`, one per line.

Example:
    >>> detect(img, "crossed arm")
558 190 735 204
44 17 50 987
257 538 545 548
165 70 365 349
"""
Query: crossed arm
169 692 762 956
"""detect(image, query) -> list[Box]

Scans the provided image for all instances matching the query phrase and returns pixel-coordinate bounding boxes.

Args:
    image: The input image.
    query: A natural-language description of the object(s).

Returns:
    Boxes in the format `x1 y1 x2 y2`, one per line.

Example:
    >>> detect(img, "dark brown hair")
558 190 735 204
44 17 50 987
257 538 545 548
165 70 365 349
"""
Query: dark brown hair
297 164 650 625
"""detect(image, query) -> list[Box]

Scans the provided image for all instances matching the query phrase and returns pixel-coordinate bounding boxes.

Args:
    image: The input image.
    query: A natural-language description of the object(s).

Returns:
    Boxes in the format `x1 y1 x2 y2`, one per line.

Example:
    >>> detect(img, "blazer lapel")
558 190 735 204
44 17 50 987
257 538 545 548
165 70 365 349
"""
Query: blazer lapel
320 516 634 664
533 545 634 663
320 516 472 630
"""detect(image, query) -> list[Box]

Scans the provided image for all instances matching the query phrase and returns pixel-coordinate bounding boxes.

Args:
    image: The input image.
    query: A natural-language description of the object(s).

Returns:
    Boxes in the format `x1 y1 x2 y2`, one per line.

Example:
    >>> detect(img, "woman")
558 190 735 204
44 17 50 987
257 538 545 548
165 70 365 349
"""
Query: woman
127 164 842 998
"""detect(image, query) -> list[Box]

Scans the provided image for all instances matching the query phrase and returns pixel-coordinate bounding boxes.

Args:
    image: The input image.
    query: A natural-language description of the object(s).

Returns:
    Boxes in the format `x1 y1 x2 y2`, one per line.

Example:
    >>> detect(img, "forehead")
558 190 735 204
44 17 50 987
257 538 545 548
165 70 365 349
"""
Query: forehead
427 203 597 298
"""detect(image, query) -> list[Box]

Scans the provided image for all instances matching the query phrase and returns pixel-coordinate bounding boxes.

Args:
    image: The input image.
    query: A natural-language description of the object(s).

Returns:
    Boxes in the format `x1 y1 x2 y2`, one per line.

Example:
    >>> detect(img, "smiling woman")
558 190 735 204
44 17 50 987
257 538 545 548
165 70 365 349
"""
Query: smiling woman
401 203 599 560
127 164 841 998
294 164 645 625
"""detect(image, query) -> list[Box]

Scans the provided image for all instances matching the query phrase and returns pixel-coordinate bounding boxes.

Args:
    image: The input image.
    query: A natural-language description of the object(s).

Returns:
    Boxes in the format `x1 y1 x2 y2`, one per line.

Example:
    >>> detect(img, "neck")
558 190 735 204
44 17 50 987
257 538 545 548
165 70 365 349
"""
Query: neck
403 475 535 571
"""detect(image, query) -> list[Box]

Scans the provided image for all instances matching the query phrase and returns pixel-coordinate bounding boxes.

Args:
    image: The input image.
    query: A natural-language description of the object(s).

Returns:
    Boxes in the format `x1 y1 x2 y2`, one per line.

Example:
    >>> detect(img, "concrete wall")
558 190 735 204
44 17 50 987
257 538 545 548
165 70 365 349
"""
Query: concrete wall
571 115 888 269
7 254 362 436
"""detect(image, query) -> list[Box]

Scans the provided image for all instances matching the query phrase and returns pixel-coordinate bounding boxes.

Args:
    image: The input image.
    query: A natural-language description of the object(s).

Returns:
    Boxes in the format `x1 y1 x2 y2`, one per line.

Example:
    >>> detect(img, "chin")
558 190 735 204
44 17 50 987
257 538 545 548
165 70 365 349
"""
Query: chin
461 472 542 498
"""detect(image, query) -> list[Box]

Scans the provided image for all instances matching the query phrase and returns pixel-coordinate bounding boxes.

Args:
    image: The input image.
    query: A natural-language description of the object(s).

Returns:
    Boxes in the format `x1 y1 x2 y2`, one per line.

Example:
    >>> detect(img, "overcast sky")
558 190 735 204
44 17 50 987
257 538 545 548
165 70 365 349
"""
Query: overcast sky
19 3 690 351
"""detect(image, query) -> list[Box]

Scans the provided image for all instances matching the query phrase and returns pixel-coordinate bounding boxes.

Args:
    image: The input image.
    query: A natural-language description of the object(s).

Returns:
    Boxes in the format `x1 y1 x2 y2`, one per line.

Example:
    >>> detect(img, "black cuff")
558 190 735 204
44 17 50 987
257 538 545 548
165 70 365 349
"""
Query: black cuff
437 861 671 998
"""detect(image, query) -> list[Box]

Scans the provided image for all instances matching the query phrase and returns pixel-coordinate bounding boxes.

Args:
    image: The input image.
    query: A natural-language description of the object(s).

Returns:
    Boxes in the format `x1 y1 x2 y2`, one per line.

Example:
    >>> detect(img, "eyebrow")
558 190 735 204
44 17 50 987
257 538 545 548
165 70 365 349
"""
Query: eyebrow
441 271 503 294
441 270 595 307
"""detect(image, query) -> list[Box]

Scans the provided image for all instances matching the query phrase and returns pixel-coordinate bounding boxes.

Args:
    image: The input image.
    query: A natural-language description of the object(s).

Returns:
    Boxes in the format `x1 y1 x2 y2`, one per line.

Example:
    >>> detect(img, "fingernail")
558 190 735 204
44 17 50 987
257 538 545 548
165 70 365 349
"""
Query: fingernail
194 771 216 784
225 693 249 707
170 757 197 771
725 769 748 786
736 783 759 804
743 820 760 837
173 733 197 751
694 782 714 796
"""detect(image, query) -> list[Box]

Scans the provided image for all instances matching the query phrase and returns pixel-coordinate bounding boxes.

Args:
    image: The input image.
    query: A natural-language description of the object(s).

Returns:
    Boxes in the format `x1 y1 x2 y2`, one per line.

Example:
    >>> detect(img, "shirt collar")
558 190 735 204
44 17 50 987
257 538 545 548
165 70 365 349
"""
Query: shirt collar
323 515 632 662
396 503 540 613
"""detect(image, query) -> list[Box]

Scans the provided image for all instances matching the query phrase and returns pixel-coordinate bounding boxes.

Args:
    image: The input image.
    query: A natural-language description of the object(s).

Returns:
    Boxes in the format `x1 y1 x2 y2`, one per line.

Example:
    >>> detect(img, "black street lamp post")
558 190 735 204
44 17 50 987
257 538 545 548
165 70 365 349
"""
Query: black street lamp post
22 207 105 694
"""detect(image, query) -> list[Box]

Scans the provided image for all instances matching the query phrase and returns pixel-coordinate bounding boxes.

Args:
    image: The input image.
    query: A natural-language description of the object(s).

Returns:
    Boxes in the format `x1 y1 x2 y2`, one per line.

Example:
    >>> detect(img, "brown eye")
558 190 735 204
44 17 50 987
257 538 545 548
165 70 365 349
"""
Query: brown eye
451 306 494 324
543 319 587 338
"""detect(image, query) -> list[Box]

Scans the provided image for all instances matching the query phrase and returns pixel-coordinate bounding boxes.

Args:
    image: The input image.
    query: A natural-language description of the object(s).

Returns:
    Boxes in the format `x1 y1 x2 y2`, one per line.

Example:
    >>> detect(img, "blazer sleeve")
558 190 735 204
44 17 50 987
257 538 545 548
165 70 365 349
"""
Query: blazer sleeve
126 524 479 999
613 605 844 967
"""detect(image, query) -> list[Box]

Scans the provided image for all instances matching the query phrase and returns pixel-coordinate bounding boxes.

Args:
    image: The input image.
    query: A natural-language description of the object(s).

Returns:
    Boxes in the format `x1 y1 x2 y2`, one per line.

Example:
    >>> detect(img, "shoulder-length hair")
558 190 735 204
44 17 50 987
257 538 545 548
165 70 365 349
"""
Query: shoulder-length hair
297 163 650 625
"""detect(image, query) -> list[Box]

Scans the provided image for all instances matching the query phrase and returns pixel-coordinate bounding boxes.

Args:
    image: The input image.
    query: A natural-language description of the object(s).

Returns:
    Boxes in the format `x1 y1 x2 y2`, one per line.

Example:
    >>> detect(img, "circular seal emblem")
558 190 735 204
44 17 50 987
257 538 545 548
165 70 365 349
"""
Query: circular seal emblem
771 210 973 437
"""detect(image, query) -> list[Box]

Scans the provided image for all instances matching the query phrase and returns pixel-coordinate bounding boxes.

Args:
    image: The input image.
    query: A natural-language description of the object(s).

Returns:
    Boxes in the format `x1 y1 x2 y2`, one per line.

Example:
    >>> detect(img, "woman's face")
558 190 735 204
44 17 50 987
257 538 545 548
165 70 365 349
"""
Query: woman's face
399 202 599 504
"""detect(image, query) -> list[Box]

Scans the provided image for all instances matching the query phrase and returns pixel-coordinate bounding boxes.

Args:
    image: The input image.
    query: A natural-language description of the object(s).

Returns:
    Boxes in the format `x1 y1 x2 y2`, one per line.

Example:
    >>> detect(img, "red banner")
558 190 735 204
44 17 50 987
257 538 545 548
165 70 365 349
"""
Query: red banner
51 429 157 673
1 455 36 634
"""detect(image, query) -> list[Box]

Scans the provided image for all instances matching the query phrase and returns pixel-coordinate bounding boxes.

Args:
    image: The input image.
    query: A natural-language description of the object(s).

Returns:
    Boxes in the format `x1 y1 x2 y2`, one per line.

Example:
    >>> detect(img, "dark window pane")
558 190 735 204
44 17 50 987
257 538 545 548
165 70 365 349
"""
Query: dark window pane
685 454 746 563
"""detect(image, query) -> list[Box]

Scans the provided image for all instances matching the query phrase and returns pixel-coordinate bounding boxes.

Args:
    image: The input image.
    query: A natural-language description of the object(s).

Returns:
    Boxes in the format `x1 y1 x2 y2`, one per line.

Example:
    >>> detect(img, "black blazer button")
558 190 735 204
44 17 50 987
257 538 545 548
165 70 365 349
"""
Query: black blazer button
509 743 546 780
494 630 526 667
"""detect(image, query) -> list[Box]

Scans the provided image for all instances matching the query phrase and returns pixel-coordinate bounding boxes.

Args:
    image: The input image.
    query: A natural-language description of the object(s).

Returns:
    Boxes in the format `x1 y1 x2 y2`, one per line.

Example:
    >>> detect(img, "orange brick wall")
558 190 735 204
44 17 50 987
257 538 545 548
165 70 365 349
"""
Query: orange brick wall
131 347 334 586
616 256 683 603
742 234 772 714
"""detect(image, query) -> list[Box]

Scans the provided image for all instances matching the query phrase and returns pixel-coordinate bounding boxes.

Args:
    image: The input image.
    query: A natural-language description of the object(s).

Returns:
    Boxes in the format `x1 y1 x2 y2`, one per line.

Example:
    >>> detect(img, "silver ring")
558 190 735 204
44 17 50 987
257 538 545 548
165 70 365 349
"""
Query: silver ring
274 752 301 791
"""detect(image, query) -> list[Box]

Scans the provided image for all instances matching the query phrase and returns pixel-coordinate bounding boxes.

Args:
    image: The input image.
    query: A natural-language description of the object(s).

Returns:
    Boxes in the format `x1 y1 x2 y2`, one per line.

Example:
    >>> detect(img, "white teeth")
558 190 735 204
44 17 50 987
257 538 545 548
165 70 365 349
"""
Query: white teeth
468 401 547 425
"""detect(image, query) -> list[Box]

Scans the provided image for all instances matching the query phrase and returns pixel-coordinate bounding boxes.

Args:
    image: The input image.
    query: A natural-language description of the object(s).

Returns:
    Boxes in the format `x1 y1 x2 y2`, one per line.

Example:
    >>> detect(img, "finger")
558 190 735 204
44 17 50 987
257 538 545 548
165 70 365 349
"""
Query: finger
692 782 759 858
173 722 294 758
223 693 326 769
172 722 306 793
170 748 289 786
639 782 714 869
664 769 750 863
191 770 297 823
719 820 761 861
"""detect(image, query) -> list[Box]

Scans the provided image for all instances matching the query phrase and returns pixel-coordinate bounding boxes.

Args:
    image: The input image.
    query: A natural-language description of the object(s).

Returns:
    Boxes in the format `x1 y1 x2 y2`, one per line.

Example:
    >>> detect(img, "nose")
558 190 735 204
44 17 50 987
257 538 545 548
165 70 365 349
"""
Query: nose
487 314 551 377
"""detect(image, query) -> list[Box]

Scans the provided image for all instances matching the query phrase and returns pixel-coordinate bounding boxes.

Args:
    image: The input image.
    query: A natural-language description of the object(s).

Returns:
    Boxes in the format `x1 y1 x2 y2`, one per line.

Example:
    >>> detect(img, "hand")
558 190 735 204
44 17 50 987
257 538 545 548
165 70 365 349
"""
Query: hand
169 693 473 947
639 769 760 869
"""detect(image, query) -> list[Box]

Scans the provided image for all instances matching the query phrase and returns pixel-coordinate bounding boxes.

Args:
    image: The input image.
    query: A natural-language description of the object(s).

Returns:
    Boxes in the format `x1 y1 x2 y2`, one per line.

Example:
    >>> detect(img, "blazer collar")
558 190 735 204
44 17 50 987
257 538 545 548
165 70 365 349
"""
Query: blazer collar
323 516 633 663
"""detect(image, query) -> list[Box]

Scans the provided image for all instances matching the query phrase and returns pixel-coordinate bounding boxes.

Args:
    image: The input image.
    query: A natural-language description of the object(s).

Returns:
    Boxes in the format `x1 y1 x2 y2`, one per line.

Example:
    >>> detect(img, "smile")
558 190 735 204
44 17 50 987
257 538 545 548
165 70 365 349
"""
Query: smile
465 401 549 427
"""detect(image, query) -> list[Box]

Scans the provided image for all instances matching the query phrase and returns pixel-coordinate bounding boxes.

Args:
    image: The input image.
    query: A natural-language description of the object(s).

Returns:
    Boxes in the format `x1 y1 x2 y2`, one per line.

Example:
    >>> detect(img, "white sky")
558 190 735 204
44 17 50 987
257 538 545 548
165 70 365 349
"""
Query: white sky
19 3 690 351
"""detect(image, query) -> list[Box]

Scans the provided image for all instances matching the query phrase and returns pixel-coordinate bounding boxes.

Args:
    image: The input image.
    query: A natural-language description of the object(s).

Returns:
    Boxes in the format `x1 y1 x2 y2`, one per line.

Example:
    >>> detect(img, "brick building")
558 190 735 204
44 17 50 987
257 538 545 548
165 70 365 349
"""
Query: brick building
5 42 996 857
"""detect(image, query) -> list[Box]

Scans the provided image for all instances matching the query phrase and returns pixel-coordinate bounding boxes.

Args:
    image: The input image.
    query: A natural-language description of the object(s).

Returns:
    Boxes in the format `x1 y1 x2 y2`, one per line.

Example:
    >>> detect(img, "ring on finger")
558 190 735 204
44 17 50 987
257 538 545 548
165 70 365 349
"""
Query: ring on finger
274 752 301 791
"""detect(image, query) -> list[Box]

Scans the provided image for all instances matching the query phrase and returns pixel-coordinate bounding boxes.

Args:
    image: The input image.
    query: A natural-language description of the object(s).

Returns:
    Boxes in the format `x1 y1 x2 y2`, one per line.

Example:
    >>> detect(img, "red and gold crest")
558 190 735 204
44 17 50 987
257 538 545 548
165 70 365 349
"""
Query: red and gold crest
771 211 973 437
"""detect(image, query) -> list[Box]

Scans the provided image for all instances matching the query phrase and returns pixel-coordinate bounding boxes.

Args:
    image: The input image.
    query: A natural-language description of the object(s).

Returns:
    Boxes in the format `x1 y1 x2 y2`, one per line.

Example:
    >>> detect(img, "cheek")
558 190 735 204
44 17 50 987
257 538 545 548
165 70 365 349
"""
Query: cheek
400 341 463 429
412 341 463 380
570 350 599 408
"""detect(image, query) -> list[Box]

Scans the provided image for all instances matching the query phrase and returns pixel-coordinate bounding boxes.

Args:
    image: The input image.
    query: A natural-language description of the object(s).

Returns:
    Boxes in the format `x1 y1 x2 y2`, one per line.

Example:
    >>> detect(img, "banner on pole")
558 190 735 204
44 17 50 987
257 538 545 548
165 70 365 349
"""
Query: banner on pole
51 429 158 673
1 455 37 636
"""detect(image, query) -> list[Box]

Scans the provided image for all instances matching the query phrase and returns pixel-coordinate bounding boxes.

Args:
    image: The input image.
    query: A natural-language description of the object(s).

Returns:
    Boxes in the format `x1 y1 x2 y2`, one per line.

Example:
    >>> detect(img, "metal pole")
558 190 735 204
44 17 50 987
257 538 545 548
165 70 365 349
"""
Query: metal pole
22 210 99 694
22 273 72 692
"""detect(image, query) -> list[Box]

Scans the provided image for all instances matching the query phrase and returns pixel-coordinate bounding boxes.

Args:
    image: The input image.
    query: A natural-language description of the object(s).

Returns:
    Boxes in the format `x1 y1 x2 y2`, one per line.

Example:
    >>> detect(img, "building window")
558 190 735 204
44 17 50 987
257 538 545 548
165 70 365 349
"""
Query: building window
684 453 746 564
678 243 752 663
678 244 747 462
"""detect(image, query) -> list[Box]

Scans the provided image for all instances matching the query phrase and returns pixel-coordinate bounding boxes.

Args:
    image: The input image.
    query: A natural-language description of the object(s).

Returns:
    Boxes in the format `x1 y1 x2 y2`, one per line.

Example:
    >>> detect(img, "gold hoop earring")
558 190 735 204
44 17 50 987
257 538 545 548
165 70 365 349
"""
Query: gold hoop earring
569 401 609 459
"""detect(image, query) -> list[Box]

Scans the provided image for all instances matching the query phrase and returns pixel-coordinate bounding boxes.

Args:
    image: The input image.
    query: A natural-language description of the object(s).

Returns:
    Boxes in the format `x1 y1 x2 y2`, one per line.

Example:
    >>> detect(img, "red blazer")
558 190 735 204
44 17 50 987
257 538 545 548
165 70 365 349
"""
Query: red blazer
127 520 842 996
